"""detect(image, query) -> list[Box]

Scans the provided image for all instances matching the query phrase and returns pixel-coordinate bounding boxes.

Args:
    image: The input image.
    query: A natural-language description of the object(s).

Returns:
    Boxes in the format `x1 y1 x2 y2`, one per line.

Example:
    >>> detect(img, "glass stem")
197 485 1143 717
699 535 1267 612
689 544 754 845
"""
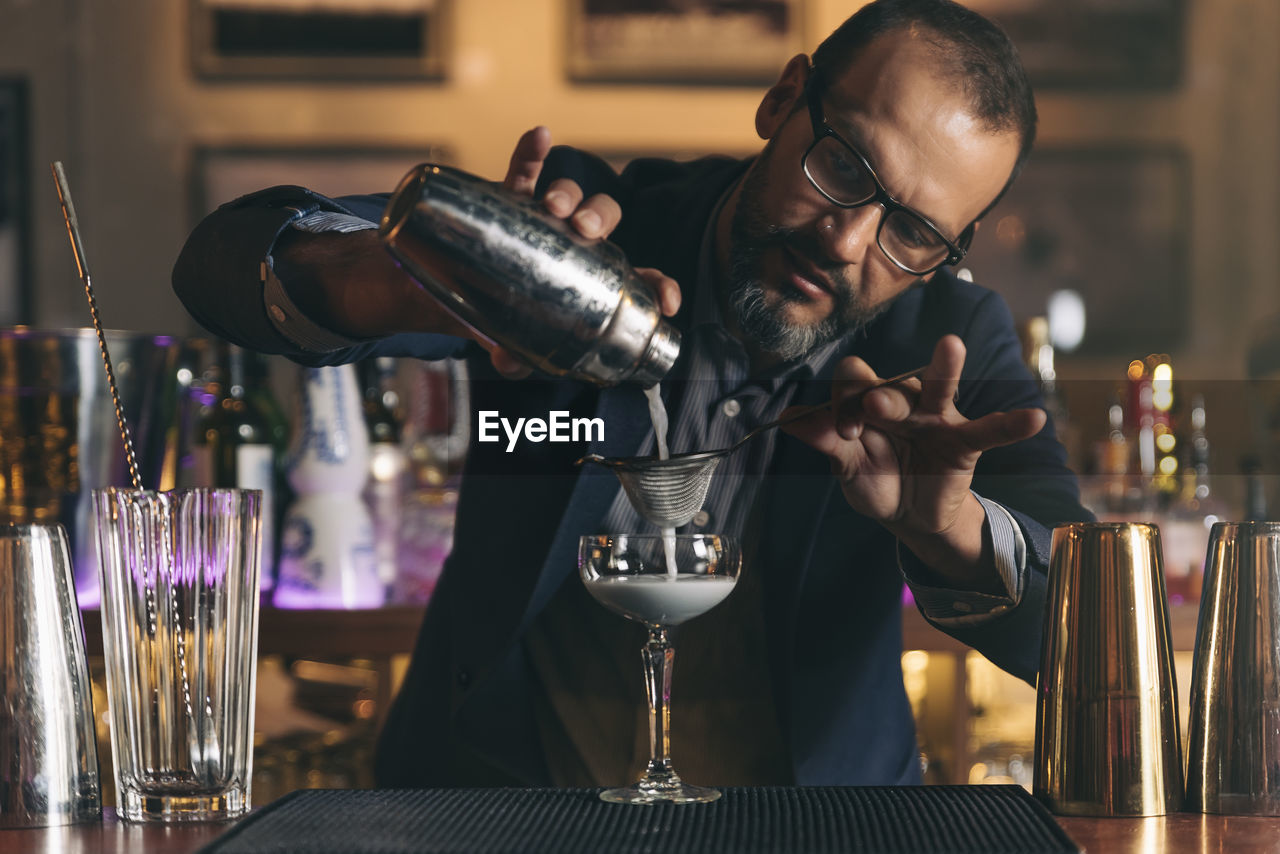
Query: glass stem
642 627 674 774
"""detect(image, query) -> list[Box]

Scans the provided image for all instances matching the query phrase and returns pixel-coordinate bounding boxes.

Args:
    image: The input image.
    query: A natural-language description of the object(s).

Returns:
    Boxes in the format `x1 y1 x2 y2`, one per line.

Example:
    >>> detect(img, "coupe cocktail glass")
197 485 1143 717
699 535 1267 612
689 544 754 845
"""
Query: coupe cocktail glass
578 533 741 804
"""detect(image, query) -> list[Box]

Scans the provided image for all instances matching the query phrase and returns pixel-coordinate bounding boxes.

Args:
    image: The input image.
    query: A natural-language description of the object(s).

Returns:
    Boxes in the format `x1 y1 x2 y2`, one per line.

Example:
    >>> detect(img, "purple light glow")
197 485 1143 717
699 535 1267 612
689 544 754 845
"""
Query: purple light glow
272 583 352 609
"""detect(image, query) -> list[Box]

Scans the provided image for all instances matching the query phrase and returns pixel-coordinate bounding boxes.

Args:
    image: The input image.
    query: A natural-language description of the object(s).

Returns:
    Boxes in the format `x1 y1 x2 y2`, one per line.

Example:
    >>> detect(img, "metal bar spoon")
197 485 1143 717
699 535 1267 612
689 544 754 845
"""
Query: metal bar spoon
51 161 143 492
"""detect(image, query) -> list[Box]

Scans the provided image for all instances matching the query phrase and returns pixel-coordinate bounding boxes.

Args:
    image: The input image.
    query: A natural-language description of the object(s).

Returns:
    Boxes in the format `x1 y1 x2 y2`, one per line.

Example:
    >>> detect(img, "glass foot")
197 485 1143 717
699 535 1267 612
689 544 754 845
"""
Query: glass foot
600 769 721 804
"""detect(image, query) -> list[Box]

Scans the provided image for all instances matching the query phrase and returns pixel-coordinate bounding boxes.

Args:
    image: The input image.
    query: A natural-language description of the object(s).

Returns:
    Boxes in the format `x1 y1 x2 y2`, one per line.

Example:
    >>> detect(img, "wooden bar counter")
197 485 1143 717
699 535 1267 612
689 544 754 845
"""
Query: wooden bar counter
24 602 1231 853
2 807 1279 852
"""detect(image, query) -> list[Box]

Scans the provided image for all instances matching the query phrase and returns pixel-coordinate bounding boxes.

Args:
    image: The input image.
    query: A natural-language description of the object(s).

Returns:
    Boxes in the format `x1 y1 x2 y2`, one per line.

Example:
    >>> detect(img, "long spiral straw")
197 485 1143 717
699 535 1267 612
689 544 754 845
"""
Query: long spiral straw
51 161 143 492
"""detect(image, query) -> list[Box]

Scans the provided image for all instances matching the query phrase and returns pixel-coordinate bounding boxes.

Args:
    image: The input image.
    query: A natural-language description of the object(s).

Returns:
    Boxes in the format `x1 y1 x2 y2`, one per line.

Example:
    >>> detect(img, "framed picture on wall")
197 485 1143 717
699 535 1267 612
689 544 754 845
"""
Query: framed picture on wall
190 144 452 224
567 0 802 85
0 78 30 326
969 0 1185 89
960 146 1190 356
190 0 449 80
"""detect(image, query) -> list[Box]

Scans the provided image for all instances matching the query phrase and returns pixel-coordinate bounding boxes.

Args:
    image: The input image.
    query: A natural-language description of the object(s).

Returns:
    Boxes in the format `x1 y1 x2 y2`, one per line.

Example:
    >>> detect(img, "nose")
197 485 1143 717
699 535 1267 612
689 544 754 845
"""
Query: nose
818 203 882 266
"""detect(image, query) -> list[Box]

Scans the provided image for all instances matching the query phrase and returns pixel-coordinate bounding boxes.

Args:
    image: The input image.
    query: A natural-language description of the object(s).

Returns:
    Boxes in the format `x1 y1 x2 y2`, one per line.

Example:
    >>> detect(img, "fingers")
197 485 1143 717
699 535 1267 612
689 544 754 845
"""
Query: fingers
953 407 1047 453
542 179 622 240
504 127 552 196
831 335 967 434
918 335 964 415
635 267 681 316
504 128 624 243
831 357 922 440
779 405 844 455
487 345 533 380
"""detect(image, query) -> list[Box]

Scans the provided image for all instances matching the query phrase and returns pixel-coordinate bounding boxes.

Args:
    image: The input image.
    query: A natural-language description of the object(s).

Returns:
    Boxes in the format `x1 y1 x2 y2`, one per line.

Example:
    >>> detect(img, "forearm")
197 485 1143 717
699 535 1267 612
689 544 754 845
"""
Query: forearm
271 228 443 339
172 185 476 365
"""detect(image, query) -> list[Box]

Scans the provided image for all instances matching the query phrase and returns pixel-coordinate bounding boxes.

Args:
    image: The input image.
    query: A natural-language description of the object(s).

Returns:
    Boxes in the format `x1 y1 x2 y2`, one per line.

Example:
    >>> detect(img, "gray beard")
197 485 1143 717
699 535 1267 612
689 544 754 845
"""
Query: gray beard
728 276 843 362
725 147 887 362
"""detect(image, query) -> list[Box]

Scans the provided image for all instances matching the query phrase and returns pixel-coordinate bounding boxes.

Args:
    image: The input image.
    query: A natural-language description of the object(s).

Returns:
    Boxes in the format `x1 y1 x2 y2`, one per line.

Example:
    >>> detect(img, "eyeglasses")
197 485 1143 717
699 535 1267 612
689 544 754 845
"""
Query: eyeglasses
801 70 972 276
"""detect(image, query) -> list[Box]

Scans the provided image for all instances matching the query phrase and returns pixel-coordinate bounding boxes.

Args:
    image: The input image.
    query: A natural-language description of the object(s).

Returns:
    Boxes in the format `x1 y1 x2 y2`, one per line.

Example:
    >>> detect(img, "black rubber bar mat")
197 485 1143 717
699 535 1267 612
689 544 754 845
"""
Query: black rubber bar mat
199 785 1081 853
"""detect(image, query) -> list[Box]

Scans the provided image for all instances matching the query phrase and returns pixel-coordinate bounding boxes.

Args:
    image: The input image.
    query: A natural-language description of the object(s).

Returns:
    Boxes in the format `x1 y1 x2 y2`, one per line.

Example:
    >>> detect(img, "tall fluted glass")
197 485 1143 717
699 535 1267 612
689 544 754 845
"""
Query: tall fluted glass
94 488 261 822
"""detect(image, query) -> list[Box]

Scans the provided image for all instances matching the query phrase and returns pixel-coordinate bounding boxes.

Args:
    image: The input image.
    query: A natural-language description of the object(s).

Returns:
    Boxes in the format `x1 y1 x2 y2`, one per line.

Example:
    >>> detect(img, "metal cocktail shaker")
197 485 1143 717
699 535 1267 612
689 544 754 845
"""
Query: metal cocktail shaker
1033 522 1183 816
0 524 101 828
379 164 680 387
1185 521 1280 815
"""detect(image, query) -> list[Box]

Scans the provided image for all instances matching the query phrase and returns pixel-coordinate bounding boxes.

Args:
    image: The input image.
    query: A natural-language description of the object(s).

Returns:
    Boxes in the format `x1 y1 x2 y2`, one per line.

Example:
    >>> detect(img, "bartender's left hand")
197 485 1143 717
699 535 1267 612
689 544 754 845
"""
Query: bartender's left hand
781 335 1045 589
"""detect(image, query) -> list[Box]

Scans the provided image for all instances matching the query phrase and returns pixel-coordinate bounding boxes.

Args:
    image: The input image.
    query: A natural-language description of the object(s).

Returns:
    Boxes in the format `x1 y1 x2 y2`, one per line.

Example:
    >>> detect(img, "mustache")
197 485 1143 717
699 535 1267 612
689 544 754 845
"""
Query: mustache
754 225 855 294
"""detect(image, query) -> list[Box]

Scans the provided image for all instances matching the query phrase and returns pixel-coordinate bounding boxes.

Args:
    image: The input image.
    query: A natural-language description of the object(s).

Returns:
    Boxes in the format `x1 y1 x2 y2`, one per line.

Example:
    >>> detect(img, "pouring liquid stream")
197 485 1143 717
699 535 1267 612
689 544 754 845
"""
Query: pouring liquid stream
643 384 679 580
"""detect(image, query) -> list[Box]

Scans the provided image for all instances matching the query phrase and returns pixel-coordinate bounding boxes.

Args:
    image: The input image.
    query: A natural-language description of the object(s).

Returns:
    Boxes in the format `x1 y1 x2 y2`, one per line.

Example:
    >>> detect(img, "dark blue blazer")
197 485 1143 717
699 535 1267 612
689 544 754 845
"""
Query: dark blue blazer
172 148 1090 788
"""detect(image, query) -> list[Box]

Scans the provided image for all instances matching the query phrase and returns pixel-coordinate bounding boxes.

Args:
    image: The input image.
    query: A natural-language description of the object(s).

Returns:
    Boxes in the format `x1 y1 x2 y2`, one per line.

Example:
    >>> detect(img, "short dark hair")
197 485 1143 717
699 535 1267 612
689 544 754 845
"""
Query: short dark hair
811 0 1037 221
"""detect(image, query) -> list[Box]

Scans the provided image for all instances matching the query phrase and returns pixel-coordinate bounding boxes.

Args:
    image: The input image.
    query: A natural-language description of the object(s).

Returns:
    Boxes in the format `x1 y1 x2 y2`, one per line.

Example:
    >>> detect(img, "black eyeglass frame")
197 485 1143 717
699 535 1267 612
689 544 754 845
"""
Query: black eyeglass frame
801 69 973 276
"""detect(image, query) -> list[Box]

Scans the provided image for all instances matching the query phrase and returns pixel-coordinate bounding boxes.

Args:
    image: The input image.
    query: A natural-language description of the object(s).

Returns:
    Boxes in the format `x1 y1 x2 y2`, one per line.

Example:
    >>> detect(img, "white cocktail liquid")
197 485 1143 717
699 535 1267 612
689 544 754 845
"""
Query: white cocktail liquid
643 383 680 579
585 574 737 626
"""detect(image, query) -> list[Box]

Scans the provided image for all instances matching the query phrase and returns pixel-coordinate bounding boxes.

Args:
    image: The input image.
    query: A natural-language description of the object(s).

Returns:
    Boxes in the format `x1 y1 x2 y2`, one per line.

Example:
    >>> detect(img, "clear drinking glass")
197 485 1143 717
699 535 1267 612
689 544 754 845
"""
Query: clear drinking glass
94 488 261 822
578 533 741 804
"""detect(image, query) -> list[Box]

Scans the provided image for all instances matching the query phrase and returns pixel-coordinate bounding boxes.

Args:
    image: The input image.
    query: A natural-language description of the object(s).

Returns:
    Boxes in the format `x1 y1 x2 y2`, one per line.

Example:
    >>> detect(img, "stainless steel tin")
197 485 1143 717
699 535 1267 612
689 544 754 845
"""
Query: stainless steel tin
1034 521 1184 816
1185 521 1280 815
0 328 202 602
379 163 680 387
0 524 101 827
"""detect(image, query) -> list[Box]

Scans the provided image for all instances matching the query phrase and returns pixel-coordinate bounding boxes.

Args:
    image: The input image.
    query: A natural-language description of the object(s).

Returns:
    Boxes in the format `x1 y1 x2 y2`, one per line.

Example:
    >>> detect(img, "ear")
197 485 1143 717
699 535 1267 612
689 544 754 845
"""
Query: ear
755 54 811 140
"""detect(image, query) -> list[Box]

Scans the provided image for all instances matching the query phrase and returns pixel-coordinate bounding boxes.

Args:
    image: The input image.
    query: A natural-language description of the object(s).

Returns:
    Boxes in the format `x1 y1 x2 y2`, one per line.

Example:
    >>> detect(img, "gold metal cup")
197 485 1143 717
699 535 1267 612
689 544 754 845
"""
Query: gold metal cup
1034 522 1183 815
1185 521 1280 815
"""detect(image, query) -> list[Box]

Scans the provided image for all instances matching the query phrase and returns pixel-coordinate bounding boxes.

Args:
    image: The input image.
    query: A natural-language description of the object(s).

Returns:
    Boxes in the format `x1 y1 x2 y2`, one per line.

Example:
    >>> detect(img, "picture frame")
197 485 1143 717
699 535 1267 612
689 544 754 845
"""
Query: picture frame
969 0 1185 90
961 146 1190 356
190 0 449 81
566 0 802 85
190 144 451 224
0 78 30 326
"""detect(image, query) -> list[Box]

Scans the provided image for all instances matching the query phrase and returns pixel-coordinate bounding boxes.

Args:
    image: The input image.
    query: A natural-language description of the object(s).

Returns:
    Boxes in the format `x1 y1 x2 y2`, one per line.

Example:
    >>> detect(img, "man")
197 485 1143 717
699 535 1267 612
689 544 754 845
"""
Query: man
173 0 1089 788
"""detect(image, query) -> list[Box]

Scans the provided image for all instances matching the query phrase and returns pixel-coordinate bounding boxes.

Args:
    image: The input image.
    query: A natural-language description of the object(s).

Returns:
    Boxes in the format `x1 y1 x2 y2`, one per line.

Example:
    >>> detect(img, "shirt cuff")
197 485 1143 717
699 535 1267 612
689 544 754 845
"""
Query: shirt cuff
293 211 379 234
259 211 380 353
899 493 1027 628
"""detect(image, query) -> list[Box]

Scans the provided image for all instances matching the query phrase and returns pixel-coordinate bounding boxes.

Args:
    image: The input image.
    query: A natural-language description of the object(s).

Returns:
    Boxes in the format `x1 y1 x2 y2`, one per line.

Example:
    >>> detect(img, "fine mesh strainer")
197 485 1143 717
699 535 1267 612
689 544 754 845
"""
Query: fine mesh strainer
579 366 927 528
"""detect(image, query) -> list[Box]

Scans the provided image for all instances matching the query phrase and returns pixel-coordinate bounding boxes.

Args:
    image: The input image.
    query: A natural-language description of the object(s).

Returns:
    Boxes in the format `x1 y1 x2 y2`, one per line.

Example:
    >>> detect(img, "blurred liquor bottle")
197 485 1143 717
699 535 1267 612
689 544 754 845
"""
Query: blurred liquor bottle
276 364 381 609
396 359 468 604
1163 393 1226 604
245 348 290 595
1123 355 1180 508
359 357 408 600
1094 389 1130 514
1022 317 1081 471
1242 455 1269 521
194 342 279 595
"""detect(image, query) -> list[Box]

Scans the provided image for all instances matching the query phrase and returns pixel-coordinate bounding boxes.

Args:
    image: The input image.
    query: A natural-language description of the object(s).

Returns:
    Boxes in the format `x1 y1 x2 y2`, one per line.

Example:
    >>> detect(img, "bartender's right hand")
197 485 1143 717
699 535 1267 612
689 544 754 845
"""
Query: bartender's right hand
492 126 682 379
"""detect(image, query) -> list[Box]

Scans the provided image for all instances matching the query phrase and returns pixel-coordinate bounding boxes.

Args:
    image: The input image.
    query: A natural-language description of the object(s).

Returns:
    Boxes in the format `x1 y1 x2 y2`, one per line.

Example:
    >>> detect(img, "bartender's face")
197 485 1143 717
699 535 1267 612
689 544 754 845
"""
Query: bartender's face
726 29 1021 360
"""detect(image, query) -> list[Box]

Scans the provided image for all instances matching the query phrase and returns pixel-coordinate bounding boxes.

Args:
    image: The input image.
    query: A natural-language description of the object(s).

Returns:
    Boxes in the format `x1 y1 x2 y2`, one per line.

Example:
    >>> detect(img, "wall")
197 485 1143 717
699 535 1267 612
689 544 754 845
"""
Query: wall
3 1 1278 375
